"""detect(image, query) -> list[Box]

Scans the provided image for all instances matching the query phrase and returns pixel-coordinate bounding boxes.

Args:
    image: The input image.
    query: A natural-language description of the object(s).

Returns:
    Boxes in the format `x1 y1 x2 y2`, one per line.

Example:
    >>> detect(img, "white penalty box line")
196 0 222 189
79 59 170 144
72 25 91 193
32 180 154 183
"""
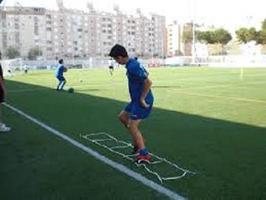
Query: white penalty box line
81 132 196 183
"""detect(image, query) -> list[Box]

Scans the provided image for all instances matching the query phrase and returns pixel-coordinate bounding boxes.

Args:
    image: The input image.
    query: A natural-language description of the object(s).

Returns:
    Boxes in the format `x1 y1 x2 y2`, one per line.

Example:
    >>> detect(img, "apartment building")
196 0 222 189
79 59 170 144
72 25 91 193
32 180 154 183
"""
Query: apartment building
0 6 46 58
167 21 182 56
0 2 167 59
166 21 200 57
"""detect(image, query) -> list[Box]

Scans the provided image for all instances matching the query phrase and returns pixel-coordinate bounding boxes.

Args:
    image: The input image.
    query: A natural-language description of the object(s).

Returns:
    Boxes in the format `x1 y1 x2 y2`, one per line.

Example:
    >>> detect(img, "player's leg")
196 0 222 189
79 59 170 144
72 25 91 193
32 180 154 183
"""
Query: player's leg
128 119 151 163
56 81 60 90
118 102 132 127
0 92 3 124
118 107 138 153
58 77 66 90
0 99 11 132
109 66 113 76
56 76 61 90
128 119 145 150
59 80 66 90
129 101 153 163
118 110 130 127
111 67 114 75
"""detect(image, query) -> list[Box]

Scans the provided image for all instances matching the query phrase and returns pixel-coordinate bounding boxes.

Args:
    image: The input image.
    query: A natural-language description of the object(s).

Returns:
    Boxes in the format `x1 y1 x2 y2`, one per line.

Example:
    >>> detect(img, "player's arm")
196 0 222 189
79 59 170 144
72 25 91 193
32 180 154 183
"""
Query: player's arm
63 65 67 72
140 78 152 108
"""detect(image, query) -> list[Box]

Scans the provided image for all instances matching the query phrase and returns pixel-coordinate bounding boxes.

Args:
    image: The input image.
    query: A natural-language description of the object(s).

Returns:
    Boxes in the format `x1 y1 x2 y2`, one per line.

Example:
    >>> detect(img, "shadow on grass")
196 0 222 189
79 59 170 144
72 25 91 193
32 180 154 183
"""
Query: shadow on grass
2 80 266 200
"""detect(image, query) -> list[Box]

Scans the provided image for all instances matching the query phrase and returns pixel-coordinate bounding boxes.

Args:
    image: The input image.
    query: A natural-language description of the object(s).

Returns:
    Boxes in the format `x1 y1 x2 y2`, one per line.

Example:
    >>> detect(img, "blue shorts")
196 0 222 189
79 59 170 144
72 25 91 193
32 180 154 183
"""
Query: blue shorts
56 76 65 81
124 101 153 120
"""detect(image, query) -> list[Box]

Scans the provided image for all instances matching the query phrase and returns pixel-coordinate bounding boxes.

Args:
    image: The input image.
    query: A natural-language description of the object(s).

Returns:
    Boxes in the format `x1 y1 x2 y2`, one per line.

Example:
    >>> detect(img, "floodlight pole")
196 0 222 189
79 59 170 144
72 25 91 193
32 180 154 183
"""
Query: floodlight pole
191 0 196 65
192 20 196 65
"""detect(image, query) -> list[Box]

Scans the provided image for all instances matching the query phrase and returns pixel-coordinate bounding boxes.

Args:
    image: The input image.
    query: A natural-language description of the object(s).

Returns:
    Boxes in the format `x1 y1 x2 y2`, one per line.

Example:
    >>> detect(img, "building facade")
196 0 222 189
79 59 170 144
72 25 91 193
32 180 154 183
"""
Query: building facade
167 21 182 56
0 2 167 59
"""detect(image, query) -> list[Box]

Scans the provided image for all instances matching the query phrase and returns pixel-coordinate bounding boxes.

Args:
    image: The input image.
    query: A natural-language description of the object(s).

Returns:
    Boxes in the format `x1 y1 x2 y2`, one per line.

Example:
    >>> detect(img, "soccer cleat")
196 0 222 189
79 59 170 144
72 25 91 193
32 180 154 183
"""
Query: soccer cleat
0 123 11 132
132 145 138 154
136 153 151 164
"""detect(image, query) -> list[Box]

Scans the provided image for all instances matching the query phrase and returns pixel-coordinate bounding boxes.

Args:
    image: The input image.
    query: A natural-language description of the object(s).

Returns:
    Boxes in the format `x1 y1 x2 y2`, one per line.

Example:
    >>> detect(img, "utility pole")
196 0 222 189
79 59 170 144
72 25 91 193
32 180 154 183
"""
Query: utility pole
191 0 196 65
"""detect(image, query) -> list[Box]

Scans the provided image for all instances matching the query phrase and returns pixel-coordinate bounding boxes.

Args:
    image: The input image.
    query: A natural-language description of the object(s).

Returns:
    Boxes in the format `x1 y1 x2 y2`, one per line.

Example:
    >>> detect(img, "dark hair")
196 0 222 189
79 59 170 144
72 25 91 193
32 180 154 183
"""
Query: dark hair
109 44 128 58
59 59 63 64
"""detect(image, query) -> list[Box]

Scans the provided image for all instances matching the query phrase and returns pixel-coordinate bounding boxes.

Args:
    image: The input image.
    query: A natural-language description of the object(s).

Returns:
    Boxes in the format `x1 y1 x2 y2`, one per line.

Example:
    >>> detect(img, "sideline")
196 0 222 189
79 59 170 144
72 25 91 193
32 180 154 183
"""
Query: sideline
4 102 186 200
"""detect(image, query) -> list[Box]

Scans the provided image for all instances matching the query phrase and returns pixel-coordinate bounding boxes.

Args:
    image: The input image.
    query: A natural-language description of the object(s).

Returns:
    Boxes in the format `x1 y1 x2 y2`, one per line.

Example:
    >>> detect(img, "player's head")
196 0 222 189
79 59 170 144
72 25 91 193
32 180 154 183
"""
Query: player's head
59 59 64 64
109 44 128 65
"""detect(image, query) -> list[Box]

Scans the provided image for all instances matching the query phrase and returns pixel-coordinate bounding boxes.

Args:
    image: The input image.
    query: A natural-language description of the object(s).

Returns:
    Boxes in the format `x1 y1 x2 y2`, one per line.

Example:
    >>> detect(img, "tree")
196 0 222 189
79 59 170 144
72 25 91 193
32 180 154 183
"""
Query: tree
256 19 266 45
256 29 266 45
235 27 257 43
248 28 258 41
6 47 20 59
197 31 216 44
214 28 232 45
28 47 42 60
197 29 231 45
214 29 232 54
197 29 232 54
235 28 249 43
262 19 266 30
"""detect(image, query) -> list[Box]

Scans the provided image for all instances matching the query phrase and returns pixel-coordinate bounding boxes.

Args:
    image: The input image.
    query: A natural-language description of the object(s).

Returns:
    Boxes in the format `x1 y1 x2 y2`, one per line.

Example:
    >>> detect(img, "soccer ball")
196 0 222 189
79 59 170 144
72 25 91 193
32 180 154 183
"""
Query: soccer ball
63 67 68 72
68 87 74 93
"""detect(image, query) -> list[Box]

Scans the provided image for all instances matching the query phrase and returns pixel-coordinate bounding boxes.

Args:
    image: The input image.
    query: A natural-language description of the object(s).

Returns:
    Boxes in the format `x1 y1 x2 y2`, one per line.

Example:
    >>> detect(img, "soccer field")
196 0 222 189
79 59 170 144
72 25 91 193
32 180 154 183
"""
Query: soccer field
1 66 266 200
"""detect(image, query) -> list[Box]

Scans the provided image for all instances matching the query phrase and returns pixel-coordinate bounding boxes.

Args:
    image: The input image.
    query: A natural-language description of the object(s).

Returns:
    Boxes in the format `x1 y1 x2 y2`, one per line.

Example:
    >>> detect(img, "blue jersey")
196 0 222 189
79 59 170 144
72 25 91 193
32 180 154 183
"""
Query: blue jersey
55 64 64 77
126 58 153 103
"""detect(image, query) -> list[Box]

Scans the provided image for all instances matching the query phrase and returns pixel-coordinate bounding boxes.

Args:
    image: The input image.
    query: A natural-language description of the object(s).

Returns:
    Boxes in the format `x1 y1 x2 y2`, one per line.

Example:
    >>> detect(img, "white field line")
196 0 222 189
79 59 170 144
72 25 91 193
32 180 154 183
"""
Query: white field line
153 80 266 91
170 90 266 105
3 102 186 200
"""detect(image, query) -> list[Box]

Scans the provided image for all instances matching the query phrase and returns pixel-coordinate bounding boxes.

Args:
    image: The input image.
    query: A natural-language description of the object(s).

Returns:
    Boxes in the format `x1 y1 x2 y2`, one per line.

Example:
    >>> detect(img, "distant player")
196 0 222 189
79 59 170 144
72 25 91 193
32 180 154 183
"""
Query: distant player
55 59 67 91
109 44 154 164
7 68 13 77
0 51 11 132
23 65 29 74
108 58 114 76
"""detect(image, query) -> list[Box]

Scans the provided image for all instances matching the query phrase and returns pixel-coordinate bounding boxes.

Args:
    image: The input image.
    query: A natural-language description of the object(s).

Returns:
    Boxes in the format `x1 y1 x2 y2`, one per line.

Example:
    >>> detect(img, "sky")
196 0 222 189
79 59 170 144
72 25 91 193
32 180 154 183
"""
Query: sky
1 0 266 29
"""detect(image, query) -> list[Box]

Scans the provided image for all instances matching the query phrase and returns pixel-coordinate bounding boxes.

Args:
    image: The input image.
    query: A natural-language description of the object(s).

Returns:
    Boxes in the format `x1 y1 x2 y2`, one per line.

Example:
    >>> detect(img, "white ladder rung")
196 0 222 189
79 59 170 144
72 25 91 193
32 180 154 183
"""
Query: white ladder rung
110 145 131 149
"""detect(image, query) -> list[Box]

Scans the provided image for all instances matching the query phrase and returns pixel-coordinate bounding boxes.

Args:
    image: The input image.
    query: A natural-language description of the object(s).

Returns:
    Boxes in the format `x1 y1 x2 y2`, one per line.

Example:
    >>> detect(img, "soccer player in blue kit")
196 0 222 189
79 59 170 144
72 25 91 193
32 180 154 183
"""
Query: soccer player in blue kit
55 59 67 91
109 44 153 164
